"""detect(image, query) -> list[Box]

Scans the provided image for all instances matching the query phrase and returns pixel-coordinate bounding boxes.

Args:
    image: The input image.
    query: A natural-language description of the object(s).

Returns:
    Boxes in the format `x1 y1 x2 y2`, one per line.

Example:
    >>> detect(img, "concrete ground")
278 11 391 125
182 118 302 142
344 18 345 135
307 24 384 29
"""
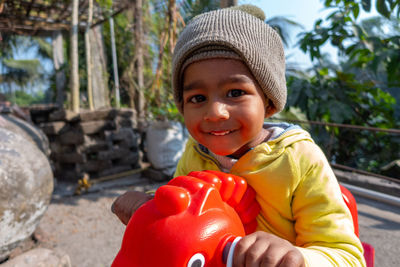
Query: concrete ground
356 194 400 267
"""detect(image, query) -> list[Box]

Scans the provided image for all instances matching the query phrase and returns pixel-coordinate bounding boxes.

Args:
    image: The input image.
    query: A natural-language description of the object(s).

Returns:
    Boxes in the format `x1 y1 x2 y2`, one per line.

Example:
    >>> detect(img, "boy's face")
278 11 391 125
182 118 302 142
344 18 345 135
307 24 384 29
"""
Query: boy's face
182 58 270 157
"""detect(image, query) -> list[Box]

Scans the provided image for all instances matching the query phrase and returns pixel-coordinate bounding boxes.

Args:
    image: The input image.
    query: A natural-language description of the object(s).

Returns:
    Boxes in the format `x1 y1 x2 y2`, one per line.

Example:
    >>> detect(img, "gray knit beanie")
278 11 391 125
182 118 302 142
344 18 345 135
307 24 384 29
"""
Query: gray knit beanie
172 5 287 114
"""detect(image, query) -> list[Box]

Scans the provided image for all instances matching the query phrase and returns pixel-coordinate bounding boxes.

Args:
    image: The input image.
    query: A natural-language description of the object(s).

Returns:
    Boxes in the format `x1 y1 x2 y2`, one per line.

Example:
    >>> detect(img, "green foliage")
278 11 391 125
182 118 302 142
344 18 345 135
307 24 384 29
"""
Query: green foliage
103 0 179 119
35 37 53 59
323 0 400 18
3 90 46 106
181 0 220 22
287 72 399 172
267 16 304 48
101 0 223 121
96 0 113 10
271 106 310 130
0 35 54 104
1 58 44 91
292 0 400 174
147 94 183 122
3 58 41 76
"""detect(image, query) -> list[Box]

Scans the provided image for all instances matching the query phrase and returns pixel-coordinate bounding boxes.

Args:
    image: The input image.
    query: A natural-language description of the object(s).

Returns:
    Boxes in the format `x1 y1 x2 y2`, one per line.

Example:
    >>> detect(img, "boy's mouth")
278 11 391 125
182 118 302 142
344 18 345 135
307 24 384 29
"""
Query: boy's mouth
209 130 234 136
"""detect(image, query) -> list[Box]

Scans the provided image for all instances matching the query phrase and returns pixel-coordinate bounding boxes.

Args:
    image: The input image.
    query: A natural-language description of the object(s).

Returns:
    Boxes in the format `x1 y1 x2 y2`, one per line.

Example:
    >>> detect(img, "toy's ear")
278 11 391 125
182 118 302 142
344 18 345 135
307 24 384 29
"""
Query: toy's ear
154 185 191 216
191 185 225 216
168 175 207 194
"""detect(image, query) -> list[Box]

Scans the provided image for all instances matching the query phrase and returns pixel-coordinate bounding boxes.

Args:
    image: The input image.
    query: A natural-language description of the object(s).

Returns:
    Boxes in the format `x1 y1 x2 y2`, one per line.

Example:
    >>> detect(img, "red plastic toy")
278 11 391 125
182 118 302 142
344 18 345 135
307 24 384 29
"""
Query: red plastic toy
340 185 375 267
112 170 260 267
112 171 374 267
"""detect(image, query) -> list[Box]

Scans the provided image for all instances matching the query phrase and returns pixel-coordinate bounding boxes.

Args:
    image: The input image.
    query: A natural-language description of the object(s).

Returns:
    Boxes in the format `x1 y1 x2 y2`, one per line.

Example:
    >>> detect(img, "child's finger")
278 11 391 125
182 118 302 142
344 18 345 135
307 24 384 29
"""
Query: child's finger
277 250 305 267
244 241 269 267
232 234 258 267
260 244 288 267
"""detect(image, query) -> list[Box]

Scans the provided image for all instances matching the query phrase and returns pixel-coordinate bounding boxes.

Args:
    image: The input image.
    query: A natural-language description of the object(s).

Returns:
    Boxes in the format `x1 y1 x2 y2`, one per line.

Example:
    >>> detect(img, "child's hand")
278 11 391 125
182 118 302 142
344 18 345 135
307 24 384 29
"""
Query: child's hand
111 191 153 225
233 231 305 267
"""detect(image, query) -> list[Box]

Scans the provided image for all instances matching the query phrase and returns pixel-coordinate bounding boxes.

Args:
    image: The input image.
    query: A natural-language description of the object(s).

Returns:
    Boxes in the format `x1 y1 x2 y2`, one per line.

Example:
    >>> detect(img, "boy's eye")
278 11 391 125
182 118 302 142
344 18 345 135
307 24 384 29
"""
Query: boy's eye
189 95 206 103
227 89 245 98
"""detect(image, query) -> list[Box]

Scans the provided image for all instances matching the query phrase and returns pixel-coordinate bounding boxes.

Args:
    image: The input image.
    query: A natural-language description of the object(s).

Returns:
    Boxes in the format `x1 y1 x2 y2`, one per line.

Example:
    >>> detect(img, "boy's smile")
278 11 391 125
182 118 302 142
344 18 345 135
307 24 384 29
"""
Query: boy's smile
182 58 270 158
209 130 234 136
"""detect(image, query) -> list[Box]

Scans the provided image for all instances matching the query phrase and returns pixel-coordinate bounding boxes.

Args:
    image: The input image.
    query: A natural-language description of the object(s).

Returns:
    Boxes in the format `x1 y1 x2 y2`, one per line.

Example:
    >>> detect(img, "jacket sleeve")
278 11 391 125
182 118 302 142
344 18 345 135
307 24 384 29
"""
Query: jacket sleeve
290 142 366 267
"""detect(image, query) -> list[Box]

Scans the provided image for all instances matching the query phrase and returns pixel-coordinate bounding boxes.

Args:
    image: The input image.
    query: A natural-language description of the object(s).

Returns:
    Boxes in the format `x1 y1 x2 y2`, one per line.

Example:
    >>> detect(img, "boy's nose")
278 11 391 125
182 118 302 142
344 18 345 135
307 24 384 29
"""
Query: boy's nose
204 101 229 121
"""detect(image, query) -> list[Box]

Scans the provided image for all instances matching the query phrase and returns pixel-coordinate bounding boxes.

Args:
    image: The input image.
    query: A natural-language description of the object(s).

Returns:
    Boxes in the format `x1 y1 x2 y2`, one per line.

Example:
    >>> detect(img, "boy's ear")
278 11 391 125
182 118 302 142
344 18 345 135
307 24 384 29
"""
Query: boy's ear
264 104 276 118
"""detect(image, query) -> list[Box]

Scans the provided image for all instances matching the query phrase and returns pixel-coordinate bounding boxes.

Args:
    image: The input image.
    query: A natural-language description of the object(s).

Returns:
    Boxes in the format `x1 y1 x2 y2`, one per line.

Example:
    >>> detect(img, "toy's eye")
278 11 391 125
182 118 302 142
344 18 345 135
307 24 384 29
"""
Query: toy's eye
187 253 205 267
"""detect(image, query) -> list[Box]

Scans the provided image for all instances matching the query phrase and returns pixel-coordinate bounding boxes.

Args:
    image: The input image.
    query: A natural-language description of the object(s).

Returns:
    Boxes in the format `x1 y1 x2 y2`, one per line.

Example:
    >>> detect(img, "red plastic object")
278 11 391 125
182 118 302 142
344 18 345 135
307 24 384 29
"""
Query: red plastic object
340 185 375 267
362 242 375 267
112 176 372 266
189 170 261 234
112 173 248 267
340 185 359 236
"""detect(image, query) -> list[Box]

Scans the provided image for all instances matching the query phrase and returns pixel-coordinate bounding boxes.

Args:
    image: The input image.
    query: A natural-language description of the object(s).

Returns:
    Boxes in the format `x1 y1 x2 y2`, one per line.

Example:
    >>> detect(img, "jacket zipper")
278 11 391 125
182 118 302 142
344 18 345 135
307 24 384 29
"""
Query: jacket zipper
193 144 222 170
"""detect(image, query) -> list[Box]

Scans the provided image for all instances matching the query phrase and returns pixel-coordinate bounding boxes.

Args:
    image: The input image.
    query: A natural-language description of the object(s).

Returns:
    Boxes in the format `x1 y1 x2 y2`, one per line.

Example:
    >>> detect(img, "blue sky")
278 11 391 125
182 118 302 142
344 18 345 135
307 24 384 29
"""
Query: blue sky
239 0 379 68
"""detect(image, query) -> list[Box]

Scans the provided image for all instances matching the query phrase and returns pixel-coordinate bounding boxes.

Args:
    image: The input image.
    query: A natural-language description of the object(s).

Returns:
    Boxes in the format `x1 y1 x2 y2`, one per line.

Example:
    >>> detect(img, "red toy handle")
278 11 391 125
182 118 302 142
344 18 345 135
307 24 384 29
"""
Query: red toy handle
188 170 261 234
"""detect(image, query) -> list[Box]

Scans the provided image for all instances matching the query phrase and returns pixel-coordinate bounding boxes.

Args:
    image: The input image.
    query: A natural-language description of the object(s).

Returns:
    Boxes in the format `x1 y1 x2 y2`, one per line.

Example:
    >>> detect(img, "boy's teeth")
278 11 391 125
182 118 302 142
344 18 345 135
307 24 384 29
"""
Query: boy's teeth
211 131 230 136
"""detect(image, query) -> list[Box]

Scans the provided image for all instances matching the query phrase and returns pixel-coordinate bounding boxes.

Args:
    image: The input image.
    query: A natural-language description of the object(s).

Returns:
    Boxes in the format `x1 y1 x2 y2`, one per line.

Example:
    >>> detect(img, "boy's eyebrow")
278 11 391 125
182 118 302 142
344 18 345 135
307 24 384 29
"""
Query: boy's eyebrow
183 75 254 92
183 80 205 92
218 75 254 87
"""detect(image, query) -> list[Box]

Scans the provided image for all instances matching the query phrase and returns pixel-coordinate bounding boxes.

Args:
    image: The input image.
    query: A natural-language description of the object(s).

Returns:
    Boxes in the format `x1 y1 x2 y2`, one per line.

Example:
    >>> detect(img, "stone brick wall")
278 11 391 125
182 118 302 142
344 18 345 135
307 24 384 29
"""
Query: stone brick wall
30 107 141 182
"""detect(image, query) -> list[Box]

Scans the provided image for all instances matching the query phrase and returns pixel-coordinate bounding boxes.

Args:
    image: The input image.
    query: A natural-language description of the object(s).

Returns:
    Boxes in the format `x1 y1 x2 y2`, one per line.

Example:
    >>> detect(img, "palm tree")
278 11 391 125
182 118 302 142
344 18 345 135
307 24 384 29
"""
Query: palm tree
0 35 52 104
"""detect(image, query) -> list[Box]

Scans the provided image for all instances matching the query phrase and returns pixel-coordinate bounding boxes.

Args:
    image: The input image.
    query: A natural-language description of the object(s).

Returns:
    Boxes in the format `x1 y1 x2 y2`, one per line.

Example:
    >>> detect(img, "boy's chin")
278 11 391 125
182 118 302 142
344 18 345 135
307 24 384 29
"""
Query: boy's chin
213 151 230 156
209 148 237 157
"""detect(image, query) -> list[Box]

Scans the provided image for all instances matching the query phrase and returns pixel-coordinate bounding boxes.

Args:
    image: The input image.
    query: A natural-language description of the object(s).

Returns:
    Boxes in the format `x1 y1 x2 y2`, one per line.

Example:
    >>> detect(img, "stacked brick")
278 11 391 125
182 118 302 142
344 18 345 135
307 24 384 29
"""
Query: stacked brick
36 108 141 181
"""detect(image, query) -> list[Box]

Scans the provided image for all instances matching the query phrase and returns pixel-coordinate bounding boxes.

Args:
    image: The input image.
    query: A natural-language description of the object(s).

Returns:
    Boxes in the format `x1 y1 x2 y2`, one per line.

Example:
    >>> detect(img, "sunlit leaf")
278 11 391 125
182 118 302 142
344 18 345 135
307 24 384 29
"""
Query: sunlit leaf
376 0 390 18
352 4 360 19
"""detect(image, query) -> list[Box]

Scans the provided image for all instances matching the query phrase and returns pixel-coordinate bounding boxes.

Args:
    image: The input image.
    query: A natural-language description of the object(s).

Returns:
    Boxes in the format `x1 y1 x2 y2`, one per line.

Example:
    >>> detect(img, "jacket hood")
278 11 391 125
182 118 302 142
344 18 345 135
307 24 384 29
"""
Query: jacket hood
261 122 313 150
228 123 314 174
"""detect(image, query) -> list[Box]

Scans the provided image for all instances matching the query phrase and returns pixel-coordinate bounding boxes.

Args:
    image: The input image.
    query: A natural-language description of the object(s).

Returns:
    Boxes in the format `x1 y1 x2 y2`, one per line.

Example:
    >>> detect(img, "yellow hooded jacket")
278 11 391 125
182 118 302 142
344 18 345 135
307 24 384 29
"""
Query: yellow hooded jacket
174 125 366 267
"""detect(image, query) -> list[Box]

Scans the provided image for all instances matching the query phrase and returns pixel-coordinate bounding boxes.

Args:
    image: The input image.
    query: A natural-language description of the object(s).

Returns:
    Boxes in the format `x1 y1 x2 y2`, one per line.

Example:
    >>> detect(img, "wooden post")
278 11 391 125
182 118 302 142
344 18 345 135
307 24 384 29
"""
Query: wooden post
109 16 121 108
85 0 94 110
89 24 110 109
52 30 66 108
70 0 80 112
135 0 145 123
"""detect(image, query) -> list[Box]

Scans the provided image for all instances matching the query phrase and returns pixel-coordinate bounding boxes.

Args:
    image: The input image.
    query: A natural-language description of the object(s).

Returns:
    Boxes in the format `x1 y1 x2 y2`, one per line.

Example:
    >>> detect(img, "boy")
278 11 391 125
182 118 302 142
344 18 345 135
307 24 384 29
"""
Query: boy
112 5 366 266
